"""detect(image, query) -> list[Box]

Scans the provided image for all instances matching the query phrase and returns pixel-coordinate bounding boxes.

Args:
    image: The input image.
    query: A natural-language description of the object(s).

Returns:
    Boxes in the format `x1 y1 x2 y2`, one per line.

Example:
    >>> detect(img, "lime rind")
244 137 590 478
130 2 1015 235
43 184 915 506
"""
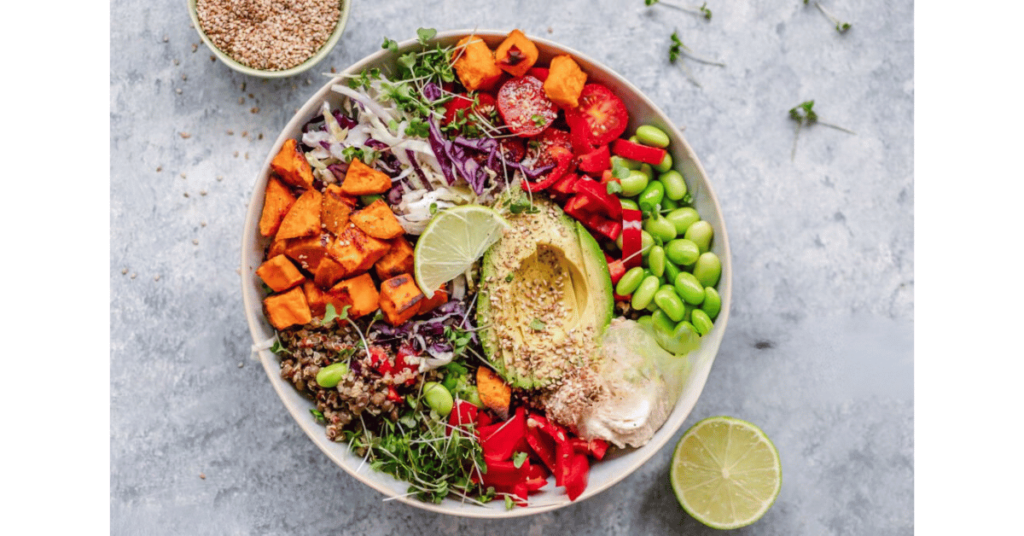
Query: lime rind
413 205 510 298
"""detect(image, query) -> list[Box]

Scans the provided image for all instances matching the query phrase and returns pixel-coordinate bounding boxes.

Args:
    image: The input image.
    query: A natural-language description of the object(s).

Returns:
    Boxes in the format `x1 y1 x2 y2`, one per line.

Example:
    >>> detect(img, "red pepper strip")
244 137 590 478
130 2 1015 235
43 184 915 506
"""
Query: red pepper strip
563 195 595 223
607 259 626 285
477 410 494 427
528 413 569 445
611 138 667 166
567 114 595 156
614 293 630 302
550 173 580 197
585 214 622 242
577 145 611 175
386 385 403 403
394 345 419 386
621 208 643 269
525 461 550 492
448 400 478 434
563 453 590 501
523 146 573 192
599 169 618 185
512 482 529 503
525 424 558 473
527 67 549 81
555 437 573 487
482 459 527 488
571 438 590 455
588 439 609 461
525 476 548 492
574 179 622 219
480 406 526 462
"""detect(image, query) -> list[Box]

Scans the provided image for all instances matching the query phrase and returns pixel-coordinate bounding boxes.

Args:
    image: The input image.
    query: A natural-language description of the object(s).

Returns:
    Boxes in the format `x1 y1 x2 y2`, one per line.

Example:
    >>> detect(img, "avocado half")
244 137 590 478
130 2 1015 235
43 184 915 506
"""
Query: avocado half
477 197 614 388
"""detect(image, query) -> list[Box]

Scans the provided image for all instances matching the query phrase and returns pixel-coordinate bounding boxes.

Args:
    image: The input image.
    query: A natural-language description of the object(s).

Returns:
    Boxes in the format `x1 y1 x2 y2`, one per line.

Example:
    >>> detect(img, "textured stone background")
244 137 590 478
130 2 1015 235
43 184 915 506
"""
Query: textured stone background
110 1 913 534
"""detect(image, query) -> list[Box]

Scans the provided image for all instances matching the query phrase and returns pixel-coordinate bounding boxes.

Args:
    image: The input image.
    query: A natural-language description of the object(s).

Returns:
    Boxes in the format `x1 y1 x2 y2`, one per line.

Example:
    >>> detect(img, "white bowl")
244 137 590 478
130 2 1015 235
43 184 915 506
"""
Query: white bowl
240 29 731 518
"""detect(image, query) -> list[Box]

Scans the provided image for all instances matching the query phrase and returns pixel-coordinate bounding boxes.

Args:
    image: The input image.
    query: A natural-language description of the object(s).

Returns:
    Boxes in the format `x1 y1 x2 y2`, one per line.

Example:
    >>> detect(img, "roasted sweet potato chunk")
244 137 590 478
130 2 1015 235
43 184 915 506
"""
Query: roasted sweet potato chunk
351 199 405 240
270 139 314 189
264 287 312 330
495 29 539 78
267 238 288 259
375 236 415 280
418 282 448 315
379 274 425 326
258 178 297 237
256 255 306 292
284 234 329 273
544 55 588 109
302 280 353 318
340 159 391 196
330 273 379 319
321 184 352 236
477 367 511 418
313 256 349 289
276 188 322 241
325 224 391 275
453 35 504 92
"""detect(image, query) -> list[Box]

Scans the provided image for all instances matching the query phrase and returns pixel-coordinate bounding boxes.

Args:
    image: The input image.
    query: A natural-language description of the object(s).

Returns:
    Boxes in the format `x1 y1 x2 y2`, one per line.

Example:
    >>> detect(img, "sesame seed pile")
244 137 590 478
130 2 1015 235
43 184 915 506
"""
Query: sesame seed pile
196 0 340 71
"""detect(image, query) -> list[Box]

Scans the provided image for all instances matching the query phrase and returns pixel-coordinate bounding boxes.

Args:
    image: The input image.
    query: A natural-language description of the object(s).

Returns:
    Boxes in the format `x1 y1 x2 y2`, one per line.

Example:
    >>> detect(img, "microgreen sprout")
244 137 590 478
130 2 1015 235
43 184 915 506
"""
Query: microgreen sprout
309 408 326 423
807 1 851 33
668 31 725 88
788 100 856 160
645 0 712 21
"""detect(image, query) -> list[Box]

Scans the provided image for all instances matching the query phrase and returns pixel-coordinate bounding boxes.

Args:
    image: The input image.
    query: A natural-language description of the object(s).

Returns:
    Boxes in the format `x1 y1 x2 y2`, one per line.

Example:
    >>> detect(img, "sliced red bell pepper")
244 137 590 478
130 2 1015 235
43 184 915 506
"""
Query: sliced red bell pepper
525 424 558 473
614 293 631 301
477 410 494 427
588 439 609 461
528 413 569 445
386 385 403 403
577 145 611 175
555 436 574 487
611 138 667 166
480 406 526 462
525 463 550 492
563 194 596 222
449 400 479 433
585 214 622 242
512 482 529 503
563 453 590 501
523 146 573 192
574 179 622 219
571 438 590 455
621 208 643 269
599 169 618 185
550 172 580 197
607 259 626 285
482 459 527 488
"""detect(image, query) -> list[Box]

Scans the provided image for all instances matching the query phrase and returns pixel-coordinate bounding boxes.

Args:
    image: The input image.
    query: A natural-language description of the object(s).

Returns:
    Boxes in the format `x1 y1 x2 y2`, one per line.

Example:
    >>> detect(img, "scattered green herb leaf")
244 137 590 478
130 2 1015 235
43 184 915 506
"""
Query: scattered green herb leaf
788 100 856 161
429 202 439 215
530 318 546 331
270 339 286 354
810 2 851 34
645 0 712 21
531 114 545 128
668 31 724 89
505 273 515 283
505 495 515 510
606 181 623 195
513 451 528 469
322 303 351 325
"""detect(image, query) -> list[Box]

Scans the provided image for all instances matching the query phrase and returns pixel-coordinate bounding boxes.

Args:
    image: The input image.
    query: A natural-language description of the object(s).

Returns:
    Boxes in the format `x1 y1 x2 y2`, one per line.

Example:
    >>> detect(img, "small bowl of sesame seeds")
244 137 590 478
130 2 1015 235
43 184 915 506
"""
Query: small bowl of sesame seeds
187 0 351 78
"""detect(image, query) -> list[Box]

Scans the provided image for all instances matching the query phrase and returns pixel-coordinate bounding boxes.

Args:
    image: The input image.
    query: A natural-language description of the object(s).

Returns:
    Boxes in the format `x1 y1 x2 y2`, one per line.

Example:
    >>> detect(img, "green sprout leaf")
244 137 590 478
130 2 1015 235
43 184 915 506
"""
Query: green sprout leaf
382 37 399 53
505 495 515 510
606 181 623 195
513 451 528 469
270 339 285 354
322 303 351 325
309 408 326 423
530 318 546 331
417 28 438 45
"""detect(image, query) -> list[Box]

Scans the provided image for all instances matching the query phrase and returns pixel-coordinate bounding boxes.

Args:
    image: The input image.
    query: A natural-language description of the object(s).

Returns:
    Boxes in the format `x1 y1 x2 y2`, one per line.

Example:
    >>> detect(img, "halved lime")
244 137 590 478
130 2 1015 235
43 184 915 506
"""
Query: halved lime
670 416 782 530
414 204 510 298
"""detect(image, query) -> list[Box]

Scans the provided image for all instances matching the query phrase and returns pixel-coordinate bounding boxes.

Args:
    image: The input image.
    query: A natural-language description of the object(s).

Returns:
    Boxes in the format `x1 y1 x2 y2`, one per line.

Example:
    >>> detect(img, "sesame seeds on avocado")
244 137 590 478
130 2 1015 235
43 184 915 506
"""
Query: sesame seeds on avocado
476 197 614 389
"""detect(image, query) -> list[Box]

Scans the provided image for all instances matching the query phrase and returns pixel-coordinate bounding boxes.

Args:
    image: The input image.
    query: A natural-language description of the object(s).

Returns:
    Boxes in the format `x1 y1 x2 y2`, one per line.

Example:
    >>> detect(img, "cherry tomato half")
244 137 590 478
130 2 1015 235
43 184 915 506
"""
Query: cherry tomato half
442 93 498 127
497 76 558 137
564 84 629 146
523 128 571 168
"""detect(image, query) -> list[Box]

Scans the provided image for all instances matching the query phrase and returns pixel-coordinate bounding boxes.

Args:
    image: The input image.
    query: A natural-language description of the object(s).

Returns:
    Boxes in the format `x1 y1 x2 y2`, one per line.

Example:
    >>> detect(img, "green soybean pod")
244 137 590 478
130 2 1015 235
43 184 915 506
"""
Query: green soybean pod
631 275 661 310
648 246 666 277
653 152 673 173
315 362 350 388
621 170 650 197
674 272 706 305
685 221 714 253
611 156 641 171
637 315 654 328
639 181 666 210
666 207 701 235
644 214 677 243
620 198 640 211
654 287 686 322
702 287 722 320
692 252 722 287
691 309 714 335
663 260 682 285
423 382 454 417
616 266 646 295
665 238 700 266
659 170 688 201
636 125 671 148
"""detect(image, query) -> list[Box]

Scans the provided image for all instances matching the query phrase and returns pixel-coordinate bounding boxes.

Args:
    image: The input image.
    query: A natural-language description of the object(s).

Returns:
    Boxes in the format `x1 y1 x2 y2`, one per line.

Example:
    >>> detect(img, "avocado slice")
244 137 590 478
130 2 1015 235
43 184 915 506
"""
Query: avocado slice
477 197 614 389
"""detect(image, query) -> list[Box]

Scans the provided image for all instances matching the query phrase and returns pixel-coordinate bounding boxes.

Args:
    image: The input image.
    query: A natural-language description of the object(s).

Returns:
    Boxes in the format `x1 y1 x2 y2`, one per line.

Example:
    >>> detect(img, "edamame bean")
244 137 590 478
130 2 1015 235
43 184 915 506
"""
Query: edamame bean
628 135 639 143
644 214 677 242
631 275 661 310
315 362 350 388
653 152 673 173
651 310 676 338
684 221 714 253
666 208 700 235
661 197 679 211
611 156 641 171
692 252 722 287
702 287 722 320
423 382 454 417
640 163 654 180
663 260 682 285
646 302 660 312
674 272 706 305
636 125 671 148
659 170 687 201
637 315 654 328
654 287 686 321
639 181 666 211
616 266 646 295
648 246 666 277
690 309 714 336
665 238 700 266
620 198 639 211
682 302 694 323
620 170 650 197
672 321 702 352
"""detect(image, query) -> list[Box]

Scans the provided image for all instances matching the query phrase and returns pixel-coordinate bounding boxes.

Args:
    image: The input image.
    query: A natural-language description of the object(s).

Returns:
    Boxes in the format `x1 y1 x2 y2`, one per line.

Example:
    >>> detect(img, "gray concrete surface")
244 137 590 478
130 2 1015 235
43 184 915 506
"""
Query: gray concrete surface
111 1 913 534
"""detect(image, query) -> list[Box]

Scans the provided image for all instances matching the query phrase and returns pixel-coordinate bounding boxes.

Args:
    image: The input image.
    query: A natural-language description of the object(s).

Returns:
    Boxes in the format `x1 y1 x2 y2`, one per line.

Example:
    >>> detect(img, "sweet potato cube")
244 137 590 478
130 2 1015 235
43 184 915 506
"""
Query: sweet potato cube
302 280 353 318
375 237 415 280
325 224 391 275
276 188 322 241
284 234 329 273
379 274 425 326
495 29 539 78
330 273 379 319
313 256 349 289
263 287 312 330
321 184 352 236
453 35 504 92
351 199 405 240
267 238 288 259
477 367 511 417
418 283 448 315
270 139 314 189
258 178 297 237
340 159 391 196
544 55 588 109
256 255 306 292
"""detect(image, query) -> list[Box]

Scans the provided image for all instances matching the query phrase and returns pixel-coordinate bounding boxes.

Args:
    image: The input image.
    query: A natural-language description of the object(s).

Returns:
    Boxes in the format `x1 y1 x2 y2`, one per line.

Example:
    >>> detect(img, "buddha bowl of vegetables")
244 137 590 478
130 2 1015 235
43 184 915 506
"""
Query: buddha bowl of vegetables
241 29 731 517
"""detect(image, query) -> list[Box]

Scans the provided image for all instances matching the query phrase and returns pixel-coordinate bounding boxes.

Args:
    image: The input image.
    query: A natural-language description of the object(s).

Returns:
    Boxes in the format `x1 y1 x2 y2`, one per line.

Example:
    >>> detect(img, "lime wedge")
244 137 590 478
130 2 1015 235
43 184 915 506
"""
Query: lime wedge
414 204 510 298
670 416 782 530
